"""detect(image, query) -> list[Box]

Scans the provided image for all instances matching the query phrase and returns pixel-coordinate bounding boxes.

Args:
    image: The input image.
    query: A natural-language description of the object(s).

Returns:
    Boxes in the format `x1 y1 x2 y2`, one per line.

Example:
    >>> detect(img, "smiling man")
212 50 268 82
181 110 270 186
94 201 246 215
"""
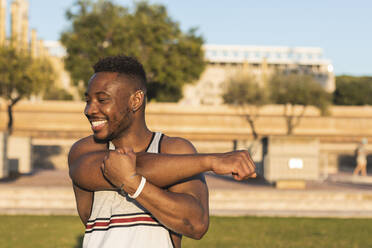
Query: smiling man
68 55 256 248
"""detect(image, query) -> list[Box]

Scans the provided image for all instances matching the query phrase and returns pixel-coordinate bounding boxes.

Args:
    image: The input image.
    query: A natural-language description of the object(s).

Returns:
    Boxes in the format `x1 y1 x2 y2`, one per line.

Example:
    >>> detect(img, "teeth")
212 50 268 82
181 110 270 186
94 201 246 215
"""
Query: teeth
91 120 107 127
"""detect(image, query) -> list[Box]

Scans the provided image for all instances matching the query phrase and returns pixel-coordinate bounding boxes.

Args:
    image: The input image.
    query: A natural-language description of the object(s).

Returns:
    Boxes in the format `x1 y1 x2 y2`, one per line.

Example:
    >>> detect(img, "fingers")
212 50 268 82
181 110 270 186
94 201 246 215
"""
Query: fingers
122 146 133 154
240 150 256 170
233 150 257 180
100 160 105 174
101 151 110 173
116 148 124 154
103 150 110 160
122 146 136 162
101 147 137 188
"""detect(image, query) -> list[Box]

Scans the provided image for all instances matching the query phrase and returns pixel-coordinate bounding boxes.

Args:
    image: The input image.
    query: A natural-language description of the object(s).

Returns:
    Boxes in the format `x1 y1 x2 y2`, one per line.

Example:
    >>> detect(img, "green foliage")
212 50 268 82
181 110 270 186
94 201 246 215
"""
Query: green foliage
269 73 332 135
222 73 269 107
0 46 54 132
222 73 270 140
61 0 205 102
333 75 372 105
0 48 53 101
0 49 46 99
269 73 332 115
0 47 54 101
43 87 74 101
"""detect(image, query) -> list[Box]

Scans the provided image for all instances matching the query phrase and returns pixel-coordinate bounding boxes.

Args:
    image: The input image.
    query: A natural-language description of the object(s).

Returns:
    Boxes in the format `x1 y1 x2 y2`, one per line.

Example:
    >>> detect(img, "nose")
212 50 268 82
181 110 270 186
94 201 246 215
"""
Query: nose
84 101 98 117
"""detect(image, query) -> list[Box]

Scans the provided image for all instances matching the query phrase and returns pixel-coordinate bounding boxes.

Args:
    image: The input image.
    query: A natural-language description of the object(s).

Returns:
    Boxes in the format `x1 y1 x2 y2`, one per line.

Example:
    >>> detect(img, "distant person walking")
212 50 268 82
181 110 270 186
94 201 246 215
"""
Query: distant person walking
353 138 368 176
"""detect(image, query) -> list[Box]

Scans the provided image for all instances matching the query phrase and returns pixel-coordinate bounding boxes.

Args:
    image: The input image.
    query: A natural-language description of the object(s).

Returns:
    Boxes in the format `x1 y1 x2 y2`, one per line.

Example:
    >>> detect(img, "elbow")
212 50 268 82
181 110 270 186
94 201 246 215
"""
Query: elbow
192 221 209 240
188 215 209 240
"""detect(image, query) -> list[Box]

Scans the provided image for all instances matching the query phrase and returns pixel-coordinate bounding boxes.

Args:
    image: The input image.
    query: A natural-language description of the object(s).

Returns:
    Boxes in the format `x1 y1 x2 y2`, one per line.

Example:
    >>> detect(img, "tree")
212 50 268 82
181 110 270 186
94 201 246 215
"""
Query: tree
222 73 270 143
0 46 54 134
269 73 332 135
43 87 73 101
61 0 205 101
333 75 372 105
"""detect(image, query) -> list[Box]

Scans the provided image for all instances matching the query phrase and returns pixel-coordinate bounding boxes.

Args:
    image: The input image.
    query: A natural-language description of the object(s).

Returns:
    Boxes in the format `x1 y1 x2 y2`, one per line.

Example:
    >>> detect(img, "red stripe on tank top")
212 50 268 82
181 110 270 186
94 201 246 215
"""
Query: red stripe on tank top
86 216 156 229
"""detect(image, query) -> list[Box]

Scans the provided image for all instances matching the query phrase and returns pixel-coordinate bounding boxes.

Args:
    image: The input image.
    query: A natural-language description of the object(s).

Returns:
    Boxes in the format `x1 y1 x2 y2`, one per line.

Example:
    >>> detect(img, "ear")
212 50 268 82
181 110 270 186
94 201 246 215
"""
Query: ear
130 90 145 112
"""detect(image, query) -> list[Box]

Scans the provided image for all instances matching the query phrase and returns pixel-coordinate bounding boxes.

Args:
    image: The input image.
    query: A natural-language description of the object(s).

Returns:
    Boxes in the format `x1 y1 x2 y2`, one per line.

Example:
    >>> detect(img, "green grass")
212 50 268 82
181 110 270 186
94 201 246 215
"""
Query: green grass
0 215 85 248
184 216 372 248
0 215 371 248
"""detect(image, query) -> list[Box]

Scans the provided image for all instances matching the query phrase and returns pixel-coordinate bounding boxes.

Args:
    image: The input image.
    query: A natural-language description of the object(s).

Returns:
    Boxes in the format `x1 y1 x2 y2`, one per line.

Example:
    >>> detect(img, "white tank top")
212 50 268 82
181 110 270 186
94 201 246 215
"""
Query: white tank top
82 132 174 248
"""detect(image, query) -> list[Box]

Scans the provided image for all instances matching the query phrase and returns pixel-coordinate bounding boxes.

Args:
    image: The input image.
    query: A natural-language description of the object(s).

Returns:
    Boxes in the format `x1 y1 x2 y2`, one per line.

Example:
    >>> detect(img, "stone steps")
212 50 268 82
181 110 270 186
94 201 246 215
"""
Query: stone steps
0 187 76 211
209 190 372 217
1 186 372 217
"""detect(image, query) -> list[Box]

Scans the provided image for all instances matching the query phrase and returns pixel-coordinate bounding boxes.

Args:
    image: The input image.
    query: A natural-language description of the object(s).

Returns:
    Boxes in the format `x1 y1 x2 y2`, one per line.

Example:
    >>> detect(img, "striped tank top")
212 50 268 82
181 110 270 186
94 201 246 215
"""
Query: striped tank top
83 132 174 248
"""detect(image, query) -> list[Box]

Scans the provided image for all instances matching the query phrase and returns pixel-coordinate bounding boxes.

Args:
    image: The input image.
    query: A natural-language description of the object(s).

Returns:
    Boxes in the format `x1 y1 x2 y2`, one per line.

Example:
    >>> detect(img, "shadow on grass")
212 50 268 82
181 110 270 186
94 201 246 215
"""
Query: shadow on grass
74 234 84 248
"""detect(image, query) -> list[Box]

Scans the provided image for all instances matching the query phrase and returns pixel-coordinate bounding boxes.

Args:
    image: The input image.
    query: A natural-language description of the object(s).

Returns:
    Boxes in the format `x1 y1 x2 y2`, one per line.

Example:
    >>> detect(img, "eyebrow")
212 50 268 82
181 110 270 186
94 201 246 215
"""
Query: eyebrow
84 91 110 97
95 91 110 96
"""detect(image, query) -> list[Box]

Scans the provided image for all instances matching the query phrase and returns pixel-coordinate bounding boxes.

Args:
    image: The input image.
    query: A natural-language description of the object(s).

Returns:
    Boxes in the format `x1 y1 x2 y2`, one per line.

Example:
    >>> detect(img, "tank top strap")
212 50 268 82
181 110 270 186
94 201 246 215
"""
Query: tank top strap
146 132 163 154
108 141 115 150
107 132 163 154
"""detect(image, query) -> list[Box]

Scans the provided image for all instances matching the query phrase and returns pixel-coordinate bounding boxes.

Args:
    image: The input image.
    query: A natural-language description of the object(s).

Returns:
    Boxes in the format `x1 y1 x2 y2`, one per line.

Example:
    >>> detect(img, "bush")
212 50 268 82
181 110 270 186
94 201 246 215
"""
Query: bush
43 87 73 101
333 75 372 105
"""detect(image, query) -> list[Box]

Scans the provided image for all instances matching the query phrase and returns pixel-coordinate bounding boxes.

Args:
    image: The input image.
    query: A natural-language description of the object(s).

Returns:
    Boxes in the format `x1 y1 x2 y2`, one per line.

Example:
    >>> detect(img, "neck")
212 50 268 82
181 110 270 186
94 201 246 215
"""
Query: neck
111 116 152 153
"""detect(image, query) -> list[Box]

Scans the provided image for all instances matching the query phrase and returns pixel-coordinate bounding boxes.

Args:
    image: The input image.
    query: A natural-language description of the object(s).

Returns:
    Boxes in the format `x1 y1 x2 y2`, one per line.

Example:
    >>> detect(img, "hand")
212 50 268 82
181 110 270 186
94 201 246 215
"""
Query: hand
101 147 140 194
211 150 256 181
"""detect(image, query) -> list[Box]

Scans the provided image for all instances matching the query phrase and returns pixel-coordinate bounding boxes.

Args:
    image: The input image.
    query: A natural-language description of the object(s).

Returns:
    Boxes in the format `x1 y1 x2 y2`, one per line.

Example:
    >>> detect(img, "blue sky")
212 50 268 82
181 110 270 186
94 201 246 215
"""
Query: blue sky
6 0 372 75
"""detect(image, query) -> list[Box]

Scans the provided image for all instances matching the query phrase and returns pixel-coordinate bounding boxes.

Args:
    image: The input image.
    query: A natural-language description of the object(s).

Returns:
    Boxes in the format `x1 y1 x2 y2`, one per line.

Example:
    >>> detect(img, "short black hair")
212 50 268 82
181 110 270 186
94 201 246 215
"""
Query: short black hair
93 55 147 90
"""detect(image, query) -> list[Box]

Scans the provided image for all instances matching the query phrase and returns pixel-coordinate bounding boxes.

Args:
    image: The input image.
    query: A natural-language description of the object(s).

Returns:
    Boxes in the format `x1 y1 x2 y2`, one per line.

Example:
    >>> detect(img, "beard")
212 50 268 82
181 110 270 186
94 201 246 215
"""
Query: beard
94 107 134 144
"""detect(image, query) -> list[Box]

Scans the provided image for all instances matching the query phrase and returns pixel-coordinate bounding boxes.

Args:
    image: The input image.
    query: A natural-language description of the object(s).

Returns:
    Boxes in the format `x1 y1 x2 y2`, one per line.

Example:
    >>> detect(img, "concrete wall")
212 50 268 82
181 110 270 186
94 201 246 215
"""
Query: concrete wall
263 136 320 182
0 101 371 172
1 101 371 139
8 135 32 174
0 132 8 178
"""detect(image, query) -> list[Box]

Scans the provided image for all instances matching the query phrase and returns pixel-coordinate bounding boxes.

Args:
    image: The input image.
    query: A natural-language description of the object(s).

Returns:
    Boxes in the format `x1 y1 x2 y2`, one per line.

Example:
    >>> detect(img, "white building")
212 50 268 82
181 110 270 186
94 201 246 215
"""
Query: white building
181 44 335 106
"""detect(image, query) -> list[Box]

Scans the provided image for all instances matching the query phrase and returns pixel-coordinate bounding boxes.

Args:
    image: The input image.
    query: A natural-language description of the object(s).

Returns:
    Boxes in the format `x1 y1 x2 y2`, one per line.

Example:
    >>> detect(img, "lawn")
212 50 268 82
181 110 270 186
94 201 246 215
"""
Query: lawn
0 215 371 248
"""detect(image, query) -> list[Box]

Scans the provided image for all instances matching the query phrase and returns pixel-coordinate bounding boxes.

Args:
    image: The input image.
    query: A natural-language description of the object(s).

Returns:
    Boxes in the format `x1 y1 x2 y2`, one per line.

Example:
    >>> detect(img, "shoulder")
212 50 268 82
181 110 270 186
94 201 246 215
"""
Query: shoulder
160 134 197 155
68 135 107 165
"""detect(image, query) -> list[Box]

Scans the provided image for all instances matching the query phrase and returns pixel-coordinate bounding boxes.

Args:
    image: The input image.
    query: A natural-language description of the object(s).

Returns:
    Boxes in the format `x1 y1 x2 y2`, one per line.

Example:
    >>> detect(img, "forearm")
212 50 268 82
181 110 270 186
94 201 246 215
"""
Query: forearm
70 152 214 191
127 177 209 239
136 153 213 187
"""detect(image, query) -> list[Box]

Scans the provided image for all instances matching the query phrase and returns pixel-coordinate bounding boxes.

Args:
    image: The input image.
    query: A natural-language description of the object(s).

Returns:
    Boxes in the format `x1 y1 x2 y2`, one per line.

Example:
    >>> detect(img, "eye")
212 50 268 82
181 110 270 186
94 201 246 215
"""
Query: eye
98 98 109 103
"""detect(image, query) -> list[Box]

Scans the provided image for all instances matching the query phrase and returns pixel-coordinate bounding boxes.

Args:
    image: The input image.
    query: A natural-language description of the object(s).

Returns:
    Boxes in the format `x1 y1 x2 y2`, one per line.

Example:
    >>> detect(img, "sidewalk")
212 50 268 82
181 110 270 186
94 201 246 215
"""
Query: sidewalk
1 169 372 217
328 172 372 186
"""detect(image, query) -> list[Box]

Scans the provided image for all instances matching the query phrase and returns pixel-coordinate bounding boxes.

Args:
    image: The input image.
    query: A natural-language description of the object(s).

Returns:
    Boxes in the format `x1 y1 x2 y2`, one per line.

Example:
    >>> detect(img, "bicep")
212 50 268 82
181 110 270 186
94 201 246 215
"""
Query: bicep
168 174 208 207
162 137 209 212
68 142 113 191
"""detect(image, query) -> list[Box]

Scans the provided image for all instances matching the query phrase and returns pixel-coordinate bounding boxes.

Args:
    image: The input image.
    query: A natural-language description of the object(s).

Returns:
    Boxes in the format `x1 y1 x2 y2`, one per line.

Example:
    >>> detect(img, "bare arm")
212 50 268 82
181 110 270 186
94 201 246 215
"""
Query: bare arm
101 137 209 241
69 136 256 191
72 184 93 224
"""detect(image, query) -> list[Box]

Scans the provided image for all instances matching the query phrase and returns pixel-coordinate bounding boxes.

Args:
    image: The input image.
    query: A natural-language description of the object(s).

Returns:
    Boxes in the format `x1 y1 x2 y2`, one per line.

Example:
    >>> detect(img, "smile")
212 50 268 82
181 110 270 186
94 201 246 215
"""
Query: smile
90 120 107 131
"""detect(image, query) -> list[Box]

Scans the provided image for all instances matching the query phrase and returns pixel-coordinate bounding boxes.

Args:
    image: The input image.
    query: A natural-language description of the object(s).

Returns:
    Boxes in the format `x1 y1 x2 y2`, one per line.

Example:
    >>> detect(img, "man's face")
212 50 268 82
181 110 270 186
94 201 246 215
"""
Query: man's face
84 72 134 142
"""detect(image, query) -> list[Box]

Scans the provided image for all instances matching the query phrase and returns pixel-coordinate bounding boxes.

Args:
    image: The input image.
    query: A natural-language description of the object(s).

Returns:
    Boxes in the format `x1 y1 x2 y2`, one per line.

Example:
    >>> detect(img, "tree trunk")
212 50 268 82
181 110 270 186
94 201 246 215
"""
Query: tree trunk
246 115 258 140
284 104 293 135
7 97 21 135
286 116 294 135
284 104 307 135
